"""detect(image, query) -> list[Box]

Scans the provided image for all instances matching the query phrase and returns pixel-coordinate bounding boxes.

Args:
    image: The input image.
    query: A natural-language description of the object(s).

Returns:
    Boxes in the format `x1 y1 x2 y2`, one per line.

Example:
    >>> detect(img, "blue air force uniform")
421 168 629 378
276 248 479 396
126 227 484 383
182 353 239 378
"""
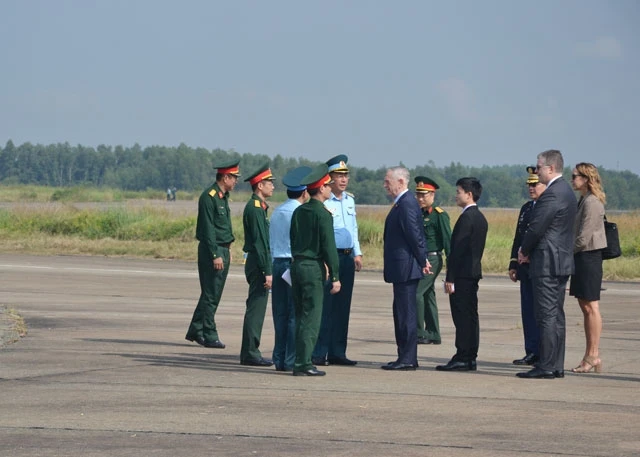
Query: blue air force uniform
313 154 361 365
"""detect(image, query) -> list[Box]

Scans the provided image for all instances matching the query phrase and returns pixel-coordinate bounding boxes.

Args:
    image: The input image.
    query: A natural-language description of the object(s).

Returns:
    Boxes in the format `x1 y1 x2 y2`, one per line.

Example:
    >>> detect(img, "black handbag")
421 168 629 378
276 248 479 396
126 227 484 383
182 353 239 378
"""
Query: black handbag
602 216 621 260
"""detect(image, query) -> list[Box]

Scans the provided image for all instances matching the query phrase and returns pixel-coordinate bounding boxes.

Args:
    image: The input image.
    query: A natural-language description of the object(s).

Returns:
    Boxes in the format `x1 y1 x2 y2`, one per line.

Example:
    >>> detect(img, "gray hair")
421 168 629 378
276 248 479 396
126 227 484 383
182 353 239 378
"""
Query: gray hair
538 149 564 171
388 166 410 183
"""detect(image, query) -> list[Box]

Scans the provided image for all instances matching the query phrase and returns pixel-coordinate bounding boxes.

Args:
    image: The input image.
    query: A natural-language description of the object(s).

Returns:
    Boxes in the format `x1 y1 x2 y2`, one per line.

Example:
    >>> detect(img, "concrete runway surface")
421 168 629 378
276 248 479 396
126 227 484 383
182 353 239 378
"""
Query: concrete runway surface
0 254 639 457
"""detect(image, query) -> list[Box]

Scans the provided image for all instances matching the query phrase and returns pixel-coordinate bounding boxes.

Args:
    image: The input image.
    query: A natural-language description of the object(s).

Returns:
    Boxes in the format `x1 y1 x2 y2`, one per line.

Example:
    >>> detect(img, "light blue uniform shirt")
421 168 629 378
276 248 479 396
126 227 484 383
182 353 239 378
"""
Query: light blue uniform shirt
269 199 302 258
324 192 362 257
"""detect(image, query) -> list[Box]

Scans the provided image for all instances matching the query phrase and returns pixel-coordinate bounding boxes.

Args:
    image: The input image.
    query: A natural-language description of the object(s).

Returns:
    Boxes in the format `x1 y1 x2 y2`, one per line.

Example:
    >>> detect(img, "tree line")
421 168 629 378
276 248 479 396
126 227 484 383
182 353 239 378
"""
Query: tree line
1 140 639 209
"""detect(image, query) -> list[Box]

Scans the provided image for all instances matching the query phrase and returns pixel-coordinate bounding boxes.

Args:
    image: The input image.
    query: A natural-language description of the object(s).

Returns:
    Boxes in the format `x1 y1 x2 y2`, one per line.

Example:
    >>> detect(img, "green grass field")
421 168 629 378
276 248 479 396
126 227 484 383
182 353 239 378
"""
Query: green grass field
1 185 638 280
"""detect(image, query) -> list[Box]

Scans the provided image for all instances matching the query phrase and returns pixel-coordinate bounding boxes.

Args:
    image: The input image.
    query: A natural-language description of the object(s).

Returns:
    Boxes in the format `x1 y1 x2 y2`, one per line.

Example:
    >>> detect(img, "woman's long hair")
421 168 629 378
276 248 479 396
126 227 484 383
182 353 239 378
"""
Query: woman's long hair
575 162 606 205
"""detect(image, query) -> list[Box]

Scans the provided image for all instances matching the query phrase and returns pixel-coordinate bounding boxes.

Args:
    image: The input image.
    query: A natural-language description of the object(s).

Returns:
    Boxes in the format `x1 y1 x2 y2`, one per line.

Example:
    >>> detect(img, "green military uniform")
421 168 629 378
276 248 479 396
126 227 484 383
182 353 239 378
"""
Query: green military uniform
240 164 275 364
290 165 339 374
414 176 451 344
186 162 238 345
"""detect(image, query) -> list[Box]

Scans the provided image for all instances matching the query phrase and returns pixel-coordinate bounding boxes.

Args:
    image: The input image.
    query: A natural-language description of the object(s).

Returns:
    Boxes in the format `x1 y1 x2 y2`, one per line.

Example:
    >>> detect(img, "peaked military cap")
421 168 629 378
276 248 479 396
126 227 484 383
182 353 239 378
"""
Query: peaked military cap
326 154 349 173
301 164 333 190
244 163 275 186
215 159 241 176
526 166 539 184
282 166 312 191
414 176 439 193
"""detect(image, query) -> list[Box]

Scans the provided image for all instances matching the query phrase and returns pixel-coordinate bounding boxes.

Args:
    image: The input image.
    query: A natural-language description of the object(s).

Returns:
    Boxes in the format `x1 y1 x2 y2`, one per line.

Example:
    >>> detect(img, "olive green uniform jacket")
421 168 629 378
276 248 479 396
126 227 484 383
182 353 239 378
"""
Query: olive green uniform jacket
186 182 234 343
416 206 451 342
240 193 273 362
290 198 339 372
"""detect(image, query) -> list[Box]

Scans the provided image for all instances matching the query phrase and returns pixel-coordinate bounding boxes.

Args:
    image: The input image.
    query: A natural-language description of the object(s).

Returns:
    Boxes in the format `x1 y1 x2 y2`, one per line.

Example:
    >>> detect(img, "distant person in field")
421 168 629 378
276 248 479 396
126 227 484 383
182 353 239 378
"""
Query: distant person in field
185 160 240 349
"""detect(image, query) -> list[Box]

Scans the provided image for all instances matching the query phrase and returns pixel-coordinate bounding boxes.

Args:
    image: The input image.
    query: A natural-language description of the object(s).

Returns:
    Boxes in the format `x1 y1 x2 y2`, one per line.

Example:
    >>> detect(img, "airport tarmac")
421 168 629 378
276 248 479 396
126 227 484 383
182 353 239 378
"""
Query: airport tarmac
1 254 639 457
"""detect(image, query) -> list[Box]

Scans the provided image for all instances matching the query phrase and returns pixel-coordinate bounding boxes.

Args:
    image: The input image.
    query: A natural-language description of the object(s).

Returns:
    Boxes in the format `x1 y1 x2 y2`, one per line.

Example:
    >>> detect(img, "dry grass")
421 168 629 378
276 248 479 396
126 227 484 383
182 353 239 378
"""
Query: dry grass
0 202 638 280
0 306 27 345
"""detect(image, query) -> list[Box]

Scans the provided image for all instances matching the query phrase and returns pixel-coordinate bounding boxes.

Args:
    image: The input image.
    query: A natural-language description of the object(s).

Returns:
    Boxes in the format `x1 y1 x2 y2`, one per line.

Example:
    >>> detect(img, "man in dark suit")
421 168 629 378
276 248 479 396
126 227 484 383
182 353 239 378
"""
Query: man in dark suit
517 150 577 379
437 177 488 372
382 167 430 371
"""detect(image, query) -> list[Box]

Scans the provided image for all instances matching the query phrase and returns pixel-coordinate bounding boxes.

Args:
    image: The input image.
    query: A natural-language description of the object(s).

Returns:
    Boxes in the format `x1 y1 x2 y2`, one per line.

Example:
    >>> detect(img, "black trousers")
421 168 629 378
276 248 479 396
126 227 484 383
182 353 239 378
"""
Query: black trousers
449 277 479 362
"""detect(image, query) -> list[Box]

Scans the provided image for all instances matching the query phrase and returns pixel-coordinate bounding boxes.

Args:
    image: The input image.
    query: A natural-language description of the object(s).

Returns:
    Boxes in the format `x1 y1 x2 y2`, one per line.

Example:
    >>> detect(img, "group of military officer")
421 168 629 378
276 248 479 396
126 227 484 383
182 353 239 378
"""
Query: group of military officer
184 156 453 376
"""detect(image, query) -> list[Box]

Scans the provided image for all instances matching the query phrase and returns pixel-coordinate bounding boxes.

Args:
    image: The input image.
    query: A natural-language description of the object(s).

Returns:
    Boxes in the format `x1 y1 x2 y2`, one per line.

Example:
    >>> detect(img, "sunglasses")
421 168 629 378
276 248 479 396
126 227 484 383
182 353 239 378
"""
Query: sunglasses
571 174 585 180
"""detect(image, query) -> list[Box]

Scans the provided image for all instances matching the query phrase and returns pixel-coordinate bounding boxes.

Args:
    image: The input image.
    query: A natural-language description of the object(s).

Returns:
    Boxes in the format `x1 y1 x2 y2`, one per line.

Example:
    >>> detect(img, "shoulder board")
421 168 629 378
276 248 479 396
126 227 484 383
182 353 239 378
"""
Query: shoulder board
323 206 333 214
434 206 444 213
208 189 216 197
345 191 355 198
254 199 261 208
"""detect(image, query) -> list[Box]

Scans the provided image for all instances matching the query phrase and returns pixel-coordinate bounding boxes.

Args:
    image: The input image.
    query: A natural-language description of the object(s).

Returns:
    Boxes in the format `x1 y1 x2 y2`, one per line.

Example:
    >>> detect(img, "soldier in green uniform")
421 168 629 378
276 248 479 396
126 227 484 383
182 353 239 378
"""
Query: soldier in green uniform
290 164 341 376
185 160 241 349
414 176 451 345
240 164 276 366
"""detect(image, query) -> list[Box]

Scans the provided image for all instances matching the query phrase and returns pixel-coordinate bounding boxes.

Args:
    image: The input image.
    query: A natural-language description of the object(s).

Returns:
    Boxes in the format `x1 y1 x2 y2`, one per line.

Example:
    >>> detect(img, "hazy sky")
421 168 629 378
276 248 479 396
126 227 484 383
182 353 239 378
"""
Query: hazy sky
2 0 639 174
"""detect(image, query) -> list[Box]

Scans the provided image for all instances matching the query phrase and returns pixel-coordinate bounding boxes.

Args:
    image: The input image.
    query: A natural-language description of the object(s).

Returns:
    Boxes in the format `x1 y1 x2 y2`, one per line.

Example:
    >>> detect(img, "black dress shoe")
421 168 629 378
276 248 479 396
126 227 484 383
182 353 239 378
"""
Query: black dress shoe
312 357 329 366
327 357 357 366
435 360 477 371
293 367 326 376
381 362 417 371
203 339 226 349
554 370 565 378
516 367 555 379
275 366 292 372
241 357 274 367
512 353 539 365
185 335 205 346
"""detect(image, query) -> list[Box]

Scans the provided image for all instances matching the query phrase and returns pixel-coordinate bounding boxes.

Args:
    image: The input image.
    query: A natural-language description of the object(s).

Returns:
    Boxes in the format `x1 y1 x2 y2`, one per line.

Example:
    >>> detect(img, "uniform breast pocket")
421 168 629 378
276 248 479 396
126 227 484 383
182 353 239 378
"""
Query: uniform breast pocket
216 206 227 216
346 206 356 216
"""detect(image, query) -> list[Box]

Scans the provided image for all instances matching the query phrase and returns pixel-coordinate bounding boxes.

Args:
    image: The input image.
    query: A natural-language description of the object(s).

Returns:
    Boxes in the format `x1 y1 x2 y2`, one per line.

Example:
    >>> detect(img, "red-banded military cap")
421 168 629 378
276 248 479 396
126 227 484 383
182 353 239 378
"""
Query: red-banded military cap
414 176 439 193
244 163 276 186
301 164 333 190
215 159 241 176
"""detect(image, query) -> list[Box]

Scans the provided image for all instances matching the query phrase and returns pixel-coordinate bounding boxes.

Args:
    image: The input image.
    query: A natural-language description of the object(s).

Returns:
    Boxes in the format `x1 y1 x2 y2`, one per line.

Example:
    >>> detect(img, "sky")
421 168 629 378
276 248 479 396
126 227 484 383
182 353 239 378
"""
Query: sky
1 0 639 174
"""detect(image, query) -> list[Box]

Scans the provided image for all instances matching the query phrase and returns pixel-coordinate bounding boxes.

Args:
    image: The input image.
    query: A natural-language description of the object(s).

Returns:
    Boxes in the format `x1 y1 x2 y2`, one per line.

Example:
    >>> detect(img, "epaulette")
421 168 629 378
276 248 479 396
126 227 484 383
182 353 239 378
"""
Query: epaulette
345 191 355 198
324 206 333 214
254 199 261 207
208 189 217 197
434 206 444 213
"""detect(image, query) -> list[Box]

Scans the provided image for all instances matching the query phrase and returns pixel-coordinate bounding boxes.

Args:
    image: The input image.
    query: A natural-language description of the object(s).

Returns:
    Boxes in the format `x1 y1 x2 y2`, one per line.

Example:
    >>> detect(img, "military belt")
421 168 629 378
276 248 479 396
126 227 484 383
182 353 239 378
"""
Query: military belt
337 248 353 255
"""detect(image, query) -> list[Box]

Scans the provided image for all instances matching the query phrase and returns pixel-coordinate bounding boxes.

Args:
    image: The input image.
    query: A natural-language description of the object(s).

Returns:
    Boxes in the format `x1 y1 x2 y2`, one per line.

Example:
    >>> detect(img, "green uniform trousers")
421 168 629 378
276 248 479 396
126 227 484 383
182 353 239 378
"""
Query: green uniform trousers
186 242 230 342
416 253 443 342
291 258 325 372
240 252 269 361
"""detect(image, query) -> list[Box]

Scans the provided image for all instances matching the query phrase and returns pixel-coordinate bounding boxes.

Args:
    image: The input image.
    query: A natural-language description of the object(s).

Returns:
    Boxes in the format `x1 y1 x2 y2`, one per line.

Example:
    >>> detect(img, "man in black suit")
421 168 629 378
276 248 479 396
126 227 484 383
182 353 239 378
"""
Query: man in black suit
437 177 488 372
517 150 577 379
381 167 430 371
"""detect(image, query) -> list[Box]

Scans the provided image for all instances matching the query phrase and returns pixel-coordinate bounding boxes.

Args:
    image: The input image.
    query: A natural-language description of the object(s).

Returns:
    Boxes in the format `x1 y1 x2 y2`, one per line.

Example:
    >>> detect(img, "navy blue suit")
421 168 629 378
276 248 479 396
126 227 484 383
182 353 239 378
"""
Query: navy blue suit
383 191 427 366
